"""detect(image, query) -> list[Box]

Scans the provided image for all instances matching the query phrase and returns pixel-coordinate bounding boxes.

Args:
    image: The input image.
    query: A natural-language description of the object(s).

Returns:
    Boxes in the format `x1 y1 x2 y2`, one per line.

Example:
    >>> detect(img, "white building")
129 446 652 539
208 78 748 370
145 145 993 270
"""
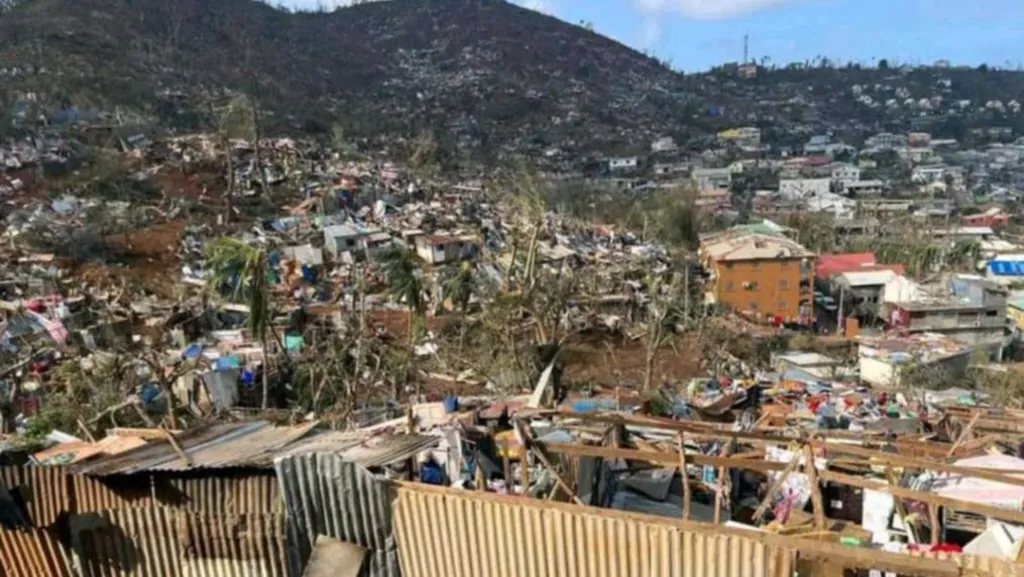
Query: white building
607 157 639 172
323 224 393 260
692 167 733 190
651 137 677 154
830 163 861 185
779 178 831 200
912 165 948 184
842 180 885 197
414 234 479 265
805 192 856 220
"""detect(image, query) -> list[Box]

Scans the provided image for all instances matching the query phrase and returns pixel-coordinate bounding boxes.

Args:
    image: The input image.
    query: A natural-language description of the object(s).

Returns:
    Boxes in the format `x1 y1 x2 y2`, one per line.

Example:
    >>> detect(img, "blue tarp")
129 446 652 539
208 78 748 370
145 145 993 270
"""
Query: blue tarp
182 343 203 360
990 260 1024 276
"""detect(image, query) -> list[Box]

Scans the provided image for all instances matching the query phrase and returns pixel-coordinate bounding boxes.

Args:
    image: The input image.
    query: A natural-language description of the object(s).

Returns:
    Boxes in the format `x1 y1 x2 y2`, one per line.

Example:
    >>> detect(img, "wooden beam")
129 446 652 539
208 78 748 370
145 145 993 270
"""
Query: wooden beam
678 434 691 521
532 442 585 506
820 469 1024 526
885 468 918 544
163 428 191 468
753 451 803 522
520 451 530 496
714 441 733 525
819 441 1024 490
539 442 789 475
804 445 825 532
929 504 940 546
945 411 981 458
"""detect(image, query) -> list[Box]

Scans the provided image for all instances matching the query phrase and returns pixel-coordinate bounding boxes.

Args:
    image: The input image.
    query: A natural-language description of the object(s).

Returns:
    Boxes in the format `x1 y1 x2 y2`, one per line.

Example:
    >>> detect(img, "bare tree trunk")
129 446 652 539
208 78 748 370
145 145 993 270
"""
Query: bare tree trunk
261 334 269 410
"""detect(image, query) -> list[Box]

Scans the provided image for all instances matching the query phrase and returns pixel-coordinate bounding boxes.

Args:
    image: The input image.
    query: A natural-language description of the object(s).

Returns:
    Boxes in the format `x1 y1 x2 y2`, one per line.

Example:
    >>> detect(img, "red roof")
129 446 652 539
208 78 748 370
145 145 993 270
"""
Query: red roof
817 253 876 279
818 253 906 279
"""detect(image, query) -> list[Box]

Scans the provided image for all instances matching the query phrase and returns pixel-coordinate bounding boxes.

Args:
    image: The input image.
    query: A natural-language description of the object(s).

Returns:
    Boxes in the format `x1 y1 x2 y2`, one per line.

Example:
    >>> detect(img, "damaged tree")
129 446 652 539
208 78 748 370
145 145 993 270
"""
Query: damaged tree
205 237 274 409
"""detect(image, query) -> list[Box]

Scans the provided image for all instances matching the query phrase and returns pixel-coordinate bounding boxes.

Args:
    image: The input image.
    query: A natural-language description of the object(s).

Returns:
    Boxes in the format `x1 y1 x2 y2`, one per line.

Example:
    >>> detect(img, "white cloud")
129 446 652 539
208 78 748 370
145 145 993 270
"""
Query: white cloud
639 18 662 50
634 0 798 19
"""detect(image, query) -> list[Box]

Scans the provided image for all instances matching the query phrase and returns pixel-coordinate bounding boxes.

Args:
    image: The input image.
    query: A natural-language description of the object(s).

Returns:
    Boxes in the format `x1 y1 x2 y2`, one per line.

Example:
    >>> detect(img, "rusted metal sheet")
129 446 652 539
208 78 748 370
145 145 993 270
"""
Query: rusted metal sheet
71 506 181 577
70 506 288 577
71 474 154 513
166 473 281 514
0 465 69 527
394 485 795 577
70 421 319 476
177 510 287 577
0 526 73 577
274 454 399 577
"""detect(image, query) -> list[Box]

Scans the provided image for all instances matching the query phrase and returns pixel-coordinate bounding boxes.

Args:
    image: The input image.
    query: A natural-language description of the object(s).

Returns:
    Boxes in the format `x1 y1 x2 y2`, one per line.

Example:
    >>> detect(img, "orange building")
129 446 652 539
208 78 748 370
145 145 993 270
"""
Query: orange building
701 233 816 323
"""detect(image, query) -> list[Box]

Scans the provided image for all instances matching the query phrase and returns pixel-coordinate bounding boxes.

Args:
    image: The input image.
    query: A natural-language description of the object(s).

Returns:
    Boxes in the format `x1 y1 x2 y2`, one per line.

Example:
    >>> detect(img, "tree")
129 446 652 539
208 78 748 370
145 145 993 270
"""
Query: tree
878 59 890 71
205 238 274 409
443 261 478 354
642 273 685 392
381 246 425 400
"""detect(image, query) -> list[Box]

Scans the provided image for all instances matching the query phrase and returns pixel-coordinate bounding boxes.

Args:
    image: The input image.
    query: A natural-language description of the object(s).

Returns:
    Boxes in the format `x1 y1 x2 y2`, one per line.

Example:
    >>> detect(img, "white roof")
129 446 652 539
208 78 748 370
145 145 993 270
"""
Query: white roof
838 269 899 287
776 352 840 366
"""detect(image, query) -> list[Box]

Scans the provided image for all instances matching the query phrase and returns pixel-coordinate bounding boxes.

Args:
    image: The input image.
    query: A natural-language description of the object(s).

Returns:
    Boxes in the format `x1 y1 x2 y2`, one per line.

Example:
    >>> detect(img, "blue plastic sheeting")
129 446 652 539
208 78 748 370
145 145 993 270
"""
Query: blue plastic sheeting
572 399 621 413
182 343 204 360
991 260 1024 276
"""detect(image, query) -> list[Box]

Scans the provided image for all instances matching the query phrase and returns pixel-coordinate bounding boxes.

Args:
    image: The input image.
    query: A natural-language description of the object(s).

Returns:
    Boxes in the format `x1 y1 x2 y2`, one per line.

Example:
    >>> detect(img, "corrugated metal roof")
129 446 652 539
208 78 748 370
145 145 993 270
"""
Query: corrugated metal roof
70 421 319 476
280 433 440 468
32 435 148 466
274 454 399 577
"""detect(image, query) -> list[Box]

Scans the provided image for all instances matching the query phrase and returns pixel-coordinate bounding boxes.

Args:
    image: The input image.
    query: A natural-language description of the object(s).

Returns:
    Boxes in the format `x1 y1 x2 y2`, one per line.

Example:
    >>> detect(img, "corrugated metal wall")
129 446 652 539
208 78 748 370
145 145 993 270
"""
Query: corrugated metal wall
71 474 154 513
393 485 795 577
0 526 73 577
70 506 288 577
274 453 399 577
167 475 281 514
0 466 70 527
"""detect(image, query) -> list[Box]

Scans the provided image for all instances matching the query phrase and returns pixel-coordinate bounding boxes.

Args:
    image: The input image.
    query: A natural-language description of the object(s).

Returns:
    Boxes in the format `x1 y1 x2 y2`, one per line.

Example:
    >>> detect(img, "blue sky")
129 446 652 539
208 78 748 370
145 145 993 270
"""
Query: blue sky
284 0 1024 72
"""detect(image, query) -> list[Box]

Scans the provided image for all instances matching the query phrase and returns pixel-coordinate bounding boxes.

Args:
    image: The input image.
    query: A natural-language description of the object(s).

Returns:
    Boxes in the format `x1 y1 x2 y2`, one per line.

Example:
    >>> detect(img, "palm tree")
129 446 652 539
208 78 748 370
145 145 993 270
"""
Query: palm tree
444 262 477 313
444 262 478 354
381 246 425 399
205 237 274 409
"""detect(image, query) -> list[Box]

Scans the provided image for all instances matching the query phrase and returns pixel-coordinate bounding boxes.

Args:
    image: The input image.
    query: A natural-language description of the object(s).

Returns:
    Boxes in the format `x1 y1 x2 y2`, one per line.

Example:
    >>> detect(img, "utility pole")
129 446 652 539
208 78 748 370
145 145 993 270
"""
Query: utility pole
743 34 749 64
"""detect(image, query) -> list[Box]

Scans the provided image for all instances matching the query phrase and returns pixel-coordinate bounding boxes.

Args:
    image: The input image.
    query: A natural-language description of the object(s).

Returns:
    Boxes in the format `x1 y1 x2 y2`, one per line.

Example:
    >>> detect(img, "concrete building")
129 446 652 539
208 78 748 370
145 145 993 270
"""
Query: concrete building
779 178 831 200
858 333 971 388
830 163 861 185
883 276 1009 349
701 233 815 323
414 234 479 265
692 167 733 190
323 224 393 260
842 180 885 197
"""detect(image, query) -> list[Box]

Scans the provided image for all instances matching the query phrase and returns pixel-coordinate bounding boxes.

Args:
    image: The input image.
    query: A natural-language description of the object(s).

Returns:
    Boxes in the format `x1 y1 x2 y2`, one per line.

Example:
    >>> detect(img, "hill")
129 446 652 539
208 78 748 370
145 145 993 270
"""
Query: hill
3 0 1024 162
0 0 690 159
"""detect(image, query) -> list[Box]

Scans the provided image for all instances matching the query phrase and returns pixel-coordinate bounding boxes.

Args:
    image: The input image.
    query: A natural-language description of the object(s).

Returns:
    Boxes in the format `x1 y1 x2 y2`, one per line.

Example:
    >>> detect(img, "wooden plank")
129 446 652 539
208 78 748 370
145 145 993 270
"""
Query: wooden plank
753 452 803 522
804 445 825 532
677 434 691 520
820 469 1024 526
539 442 789 474
818 442 1024 490
885 468 918 544
714 441 732 525
945 412 981 458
